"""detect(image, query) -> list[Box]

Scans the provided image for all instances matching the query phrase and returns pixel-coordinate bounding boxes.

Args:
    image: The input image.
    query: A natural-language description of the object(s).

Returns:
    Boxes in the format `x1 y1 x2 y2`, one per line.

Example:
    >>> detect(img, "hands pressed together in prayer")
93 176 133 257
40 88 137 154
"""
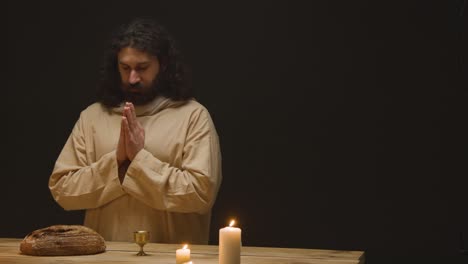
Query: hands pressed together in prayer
117 102 145 182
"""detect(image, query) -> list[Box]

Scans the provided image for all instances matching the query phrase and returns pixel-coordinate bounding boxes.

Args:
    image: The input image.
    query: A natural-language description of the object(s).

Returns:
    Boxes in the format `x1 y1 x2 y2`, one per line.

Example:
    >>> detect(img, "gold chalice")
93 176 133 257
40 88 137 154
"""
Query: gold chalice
134 230 150 256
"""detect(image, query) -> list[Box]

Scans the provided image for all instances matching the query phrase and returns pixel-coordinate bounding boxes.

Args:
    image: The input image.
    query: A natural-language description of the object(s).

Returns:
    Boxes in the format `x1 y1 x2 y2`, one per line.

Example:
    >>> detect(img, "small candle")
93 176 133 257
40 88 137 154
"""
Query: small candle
219 220 241 264
176 244 190 264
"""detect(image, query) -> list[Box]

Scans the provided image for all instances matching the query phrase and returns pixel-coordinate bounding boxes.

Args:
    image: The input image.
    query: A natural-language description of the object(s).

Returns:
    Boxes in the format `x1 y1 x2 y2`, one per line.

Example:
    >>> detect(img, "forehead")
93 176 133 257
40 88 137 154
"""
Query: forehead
118 47 157 64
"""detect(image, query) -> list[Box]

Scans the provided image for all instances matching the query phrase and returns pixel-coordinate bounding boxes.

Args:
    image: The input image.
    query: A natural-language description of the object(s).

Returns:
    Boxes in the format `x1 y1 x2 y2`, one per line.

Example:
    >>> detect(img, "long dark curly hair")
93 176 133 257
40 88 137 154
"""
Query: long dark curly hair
97 18 192 107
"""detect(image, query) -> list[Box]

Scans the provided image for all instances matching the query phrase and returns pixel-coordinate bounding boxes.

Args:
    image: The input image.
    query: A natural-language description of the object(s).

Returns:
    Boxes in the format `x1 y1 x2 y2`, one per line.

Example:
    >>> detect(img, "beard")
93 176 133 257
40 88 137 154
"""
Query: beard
121 79 159 106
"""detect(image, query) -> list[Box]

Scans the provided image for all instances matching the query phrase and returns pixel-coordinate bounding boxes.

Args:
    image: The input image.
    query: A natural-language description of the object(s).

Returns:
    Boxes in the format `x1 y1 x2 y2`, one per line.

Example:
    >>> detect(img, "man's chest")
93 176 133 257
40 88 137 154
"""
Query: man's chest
90 113 188 166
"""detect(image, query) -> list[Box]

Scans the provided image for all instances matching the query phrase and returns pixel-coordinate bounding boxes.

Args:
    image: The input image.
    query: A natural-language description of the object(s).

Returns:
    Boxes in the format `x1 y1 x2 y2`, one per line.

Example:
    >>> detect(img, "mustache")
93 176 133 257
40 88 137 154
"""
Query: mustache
127 82 143 89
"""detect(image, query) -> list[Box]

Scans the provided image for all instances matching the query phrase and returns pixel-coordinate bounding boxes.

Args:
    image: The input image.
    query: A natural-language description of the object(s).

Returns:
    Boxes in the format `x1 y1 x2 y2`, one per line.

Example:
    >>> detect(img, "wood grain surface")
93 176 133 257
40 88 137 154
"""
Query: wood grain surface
0 238 365 264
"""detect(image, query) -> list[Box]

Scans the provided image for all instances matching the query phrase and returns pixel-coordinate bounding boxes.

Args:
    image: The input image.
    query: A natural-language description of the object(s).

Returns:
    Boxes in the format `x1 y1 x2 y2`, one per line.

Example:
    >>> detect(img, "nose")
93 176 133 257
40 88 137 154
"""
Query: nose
129 70 141 84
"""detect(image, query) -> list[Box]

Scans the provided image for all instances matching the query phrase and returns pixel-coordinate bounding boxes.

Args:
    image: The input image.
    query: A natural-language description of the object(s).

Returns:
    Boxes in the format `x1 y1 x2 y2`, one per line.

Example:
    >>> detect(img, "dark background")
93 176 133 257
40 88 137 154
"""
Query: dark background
4 1 467 263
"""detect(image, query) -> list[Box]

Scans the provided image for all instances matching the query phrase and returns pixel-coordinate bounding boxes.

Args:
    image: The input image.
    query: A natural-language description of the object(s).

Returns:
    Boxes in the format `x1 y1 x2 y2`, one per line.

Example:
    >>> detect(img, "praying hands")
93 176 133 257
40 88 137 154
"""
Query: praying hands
116 102 145 182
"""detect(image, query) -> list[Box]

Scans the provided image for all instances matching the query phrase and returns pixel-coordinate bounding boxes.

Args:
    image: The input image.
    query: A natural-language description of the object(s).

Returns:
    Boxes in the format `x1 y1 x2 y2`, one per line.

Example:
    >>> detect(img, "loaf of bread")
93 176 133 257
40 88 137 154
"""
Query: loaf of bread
20 225 106 256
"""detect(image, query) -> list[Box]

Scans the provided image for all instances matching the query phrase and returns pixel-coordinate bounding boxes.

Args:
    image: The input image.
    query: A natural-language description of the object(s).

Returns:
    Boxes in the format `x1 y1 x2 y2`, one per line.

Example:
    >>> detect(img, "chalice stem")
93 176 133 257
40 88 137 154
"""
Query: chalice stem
137 245 147 256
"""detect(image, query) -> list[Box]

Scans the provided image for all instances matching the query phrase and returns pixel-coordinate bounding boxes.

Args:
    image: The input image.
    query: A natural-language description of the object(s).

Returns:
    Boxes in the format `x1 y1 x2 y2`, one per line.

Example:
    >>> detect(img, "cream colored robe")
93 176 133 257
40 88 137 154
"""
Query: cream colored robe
49 97 222 244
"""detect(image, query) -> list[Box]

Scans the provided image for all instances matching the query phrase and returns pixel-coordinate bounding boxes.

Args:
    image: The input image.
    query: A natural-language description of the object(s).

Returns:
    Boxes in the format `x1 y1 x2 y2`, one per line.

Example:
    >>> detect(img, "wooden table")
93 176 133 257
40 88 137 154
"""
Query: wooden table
0 238 365 264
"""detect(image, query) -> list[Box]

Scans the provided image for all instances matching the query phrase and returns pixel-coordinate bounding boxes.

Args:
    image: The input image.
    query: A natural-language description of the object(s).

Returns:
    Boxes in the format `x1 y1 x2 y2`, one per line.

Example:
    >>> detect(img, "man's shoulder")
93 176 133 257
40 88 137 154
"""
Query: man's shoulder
78 100 210 118
79 102 109 118
180 99 207 112
175 99 212 118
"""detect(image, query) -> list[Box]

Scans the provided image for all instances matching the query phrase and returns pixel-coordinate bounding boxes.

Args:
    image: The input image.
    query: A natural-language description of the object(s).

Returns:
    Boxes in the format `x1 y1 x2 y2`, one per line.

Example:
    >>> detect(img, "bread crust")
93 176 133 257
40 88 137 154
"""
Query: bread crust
20 225 106 256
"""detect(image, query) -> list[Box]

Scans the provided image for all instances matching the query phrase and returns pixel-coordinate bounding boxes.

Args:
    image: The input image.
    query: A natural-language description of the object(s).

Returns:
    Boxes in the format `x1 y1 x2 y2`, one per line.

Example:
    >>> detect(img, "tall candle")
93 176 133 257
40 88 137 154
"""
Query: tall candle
219 220 241 264
176 244 190 264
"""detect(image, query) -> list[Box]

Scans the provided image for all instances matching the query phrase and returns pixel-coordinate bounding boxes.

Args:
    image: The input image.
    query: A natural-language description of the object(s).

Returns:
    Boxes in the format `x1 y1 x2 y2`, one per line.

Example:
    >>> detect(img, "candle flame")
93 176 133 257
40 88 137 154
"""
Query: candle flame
183 244 188 250
229 220 235 227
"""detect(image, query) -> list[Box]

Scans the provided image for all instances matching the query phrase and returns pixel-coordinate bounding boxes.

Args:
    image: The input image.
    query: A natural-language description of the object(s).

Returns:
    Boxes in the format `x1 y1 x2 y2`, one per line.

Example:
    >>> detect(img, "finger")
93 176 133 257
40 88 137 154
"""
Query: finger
123 106 134 129
129 102 136 118
121 116 126 137
116 117 127 163
128 102 138 127
122 116 131 138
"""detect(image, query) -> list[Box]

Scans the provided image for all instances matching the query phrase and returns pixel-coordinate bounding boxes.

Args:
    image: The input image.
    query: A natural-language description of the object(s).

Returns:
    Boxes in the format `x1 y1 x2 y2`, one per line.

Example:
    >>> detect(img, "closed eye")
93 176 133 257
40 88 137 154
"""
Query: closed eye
119 64 130 71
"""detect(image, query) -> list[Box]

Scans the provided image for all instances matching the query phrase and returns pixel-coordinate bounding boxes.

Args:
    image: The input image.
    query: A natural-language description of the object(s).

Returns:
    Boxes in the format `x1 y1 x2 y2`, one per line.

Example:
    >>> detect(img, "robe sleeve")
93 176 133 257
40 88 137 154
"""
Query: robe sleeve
49 112 126 210
121 108 222 214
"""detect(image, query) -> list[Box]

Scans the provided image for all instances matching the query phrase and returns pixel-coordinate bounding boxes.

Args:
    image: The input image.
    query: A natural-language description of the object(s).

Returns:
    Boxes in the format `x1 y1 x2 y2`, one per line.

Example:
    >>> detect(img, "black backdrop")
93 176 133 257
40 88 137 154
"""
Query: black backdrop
4 1 467 263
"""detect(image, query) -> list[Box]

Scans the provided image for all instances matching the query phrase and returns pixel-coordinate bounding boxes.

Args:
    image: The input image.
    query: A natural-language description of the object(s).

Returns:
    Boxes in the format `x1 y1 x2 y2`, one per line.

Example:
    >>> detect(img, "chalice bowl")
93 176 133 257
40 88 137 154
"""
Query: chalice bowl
134 230 150 256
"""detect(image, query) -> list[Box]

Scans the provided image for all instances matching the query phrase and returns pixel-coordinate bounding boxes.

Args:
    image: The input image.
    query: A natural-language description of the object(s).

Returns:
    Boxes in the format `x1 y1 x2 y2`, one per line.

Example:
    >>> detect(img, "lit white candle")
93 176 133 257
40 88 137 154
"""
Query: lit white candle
219 220 241 264
176 244 190 264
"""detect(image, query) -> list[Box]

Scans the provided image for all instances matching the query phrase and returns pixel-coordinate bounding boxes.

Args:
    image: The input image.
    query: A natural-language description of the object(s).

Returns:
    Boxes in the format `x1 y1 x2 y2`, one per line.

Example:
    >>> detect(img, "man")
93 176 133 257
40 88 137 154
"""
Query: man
49 18 222 244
